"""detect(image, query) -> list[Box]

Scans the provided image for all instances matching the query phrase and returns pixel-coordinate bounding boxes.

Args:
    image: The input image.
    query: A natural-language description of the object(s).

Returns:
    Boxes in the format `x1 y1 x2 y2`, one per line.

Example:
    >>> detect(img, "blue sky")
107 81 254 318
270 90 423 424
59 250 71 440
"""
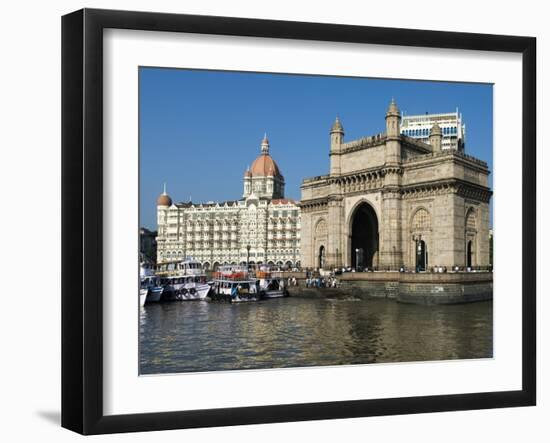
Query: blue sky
140 68 493 230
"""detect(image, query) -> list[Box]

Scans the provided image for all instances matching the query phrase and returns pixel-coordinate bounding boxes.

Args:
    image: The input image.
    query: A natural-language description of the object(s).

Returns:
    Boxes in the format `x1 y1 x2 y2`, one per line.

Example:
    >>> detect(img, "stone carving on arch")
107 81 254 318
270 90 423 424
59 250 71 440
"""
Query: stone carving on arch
313 218 328 268
408 207 432 270
313 218 328 241
465 207 478 267
409 206 432 233
465 206 477 233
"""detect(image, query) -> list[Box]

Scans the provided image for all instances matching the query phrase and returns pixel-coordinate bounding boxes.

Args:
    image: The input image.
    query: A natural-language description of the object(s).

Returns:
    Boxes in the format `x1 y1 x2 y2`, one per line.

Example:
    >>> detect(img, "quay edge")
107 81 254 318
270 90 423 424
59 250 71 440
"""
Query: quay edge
285 271 493 305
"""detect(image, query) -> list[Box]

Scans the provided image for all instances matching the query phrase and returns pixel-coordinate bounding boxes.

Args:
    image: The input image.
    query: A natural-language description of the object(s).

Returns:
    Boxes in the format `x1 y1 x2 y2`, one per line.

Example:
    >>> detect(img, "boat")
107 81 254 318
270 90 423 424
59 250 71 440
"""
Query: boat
255 267 289 299
156 258 210 301
140 275 163 306
210 265 259 303
139 261 163 306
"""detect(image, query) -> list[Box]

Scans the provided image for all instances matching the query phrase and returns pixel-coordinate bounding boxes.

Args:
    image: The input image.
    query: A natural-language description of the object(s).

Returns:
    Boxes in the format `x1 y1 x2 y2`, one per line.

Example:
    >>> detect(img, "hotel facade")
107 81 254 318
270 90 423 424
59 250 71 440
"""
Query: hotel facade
156 136 301 269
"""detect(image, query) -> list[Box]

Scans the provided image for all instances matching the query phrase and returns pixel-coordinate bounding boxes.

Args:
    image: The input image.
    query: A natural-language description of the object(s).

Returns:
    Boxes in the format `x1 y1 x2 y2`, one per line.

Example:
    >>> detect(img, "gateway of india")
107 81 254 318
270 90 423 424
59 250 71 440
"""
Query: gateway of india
300 99 491 271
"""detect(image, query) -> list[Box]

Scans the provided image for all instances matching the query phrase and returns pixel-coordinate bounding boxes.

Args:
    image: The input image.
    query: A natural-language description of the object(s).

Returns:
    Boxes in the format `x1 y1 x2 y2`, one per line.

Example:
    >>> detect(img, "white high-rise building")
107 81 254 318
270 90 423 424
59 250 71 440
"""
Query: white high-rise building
400 109 465 151
156 135 301 269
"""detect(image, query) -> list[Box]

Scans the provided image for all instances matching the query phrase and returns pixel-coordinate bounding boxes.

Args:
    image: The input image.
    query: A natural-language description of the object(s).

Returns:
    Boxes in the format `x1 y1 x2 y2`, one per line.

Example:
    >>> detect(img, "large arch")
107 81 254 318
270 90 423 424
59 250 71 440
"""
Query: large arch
349 201 379 269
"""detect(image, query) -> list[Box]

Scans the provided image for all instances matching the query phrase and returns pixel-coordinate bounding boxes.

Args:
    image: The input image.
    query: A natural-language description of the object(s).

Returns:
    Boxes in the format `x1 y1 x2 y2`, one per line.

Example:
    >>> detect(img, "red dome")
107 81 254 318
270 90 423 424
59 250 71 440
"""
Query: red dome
250 154 282 178
157 194 172 206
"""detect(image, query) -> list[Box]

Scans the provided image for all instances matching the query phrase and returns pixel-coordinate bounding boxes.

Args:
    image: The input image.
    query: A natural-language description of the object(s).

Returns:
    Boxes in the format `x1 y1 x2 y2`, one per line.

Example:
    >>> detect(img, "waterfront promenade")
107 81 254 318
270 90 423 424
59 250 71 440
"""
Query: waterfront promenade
283 271 493 305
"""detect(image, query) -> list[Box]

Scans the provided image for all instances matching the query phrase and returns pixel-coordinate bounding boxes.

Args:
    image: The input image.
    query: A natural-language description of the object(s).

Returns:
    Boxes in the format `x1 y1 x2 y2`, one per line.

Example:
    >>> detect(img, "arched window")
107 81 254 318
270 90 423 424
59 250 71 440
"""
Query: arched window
314 219 327 239
412 208 431 231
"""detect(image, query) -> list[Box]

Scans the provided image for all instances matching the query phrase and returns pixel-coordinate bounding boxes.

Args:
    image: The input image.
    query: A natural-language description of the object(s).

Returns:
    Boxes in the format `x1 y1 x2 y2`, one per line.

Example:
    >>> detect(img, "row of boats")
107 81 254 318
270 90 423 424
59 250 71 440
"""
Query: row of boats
139 259 288 306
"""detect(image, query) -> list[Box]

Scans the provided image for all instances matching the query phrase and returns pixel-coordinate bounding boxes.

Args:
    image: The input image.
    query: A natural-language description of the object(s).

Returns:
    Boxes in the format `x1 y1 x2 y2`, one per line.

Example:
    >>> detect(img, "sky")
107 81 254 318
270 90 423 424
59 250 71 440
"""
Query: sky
139 68 493 230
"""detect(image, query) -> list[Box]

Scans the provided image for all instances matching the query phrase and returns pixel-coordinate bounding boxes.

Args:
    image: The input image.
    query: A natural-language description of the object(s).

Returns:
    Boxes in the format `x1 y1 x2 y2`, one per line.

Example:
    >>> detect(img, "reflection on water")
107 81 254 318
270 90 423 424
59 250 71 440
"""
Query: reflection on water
139 296 493 374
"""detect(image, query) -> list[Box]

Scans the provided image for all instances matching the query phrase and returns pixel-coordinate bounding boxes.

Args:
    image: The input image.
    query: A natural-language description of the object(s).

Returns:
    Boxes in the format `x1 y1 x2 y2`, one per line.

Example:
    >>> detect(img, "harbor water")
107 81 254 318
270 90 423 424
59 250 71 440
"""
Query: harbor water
139 296 493 374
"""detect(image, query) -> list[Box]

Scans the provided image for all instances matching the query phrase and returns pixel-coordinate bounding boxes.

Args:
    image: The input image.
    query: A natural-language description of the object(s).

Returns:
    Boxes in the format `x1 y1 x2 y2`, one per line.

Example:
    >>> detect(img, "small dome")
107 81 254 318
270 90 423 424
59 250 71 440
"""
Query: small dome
157 193 172 206
157 183 172 206
386 97 400 115
330 116 344 133
430 122 442 135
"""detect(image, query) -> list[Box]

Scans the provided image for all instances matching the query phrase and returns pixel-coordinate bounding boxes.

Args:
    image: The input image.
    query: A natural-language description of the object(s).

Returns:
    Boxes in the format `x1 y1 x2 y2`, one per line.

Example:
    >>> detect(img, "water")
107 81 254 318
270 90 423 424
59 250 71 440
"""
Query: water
139 296 493 374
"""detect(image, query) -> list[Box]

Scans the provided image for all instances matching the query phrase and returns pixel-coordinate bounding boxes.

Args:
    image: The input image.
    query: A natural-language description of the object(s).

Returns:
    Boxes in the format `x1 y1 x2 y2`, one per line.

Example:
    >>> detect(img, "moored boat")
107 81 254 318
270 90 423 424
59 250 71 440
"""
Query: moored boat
140 276 163 306
156 258 210 301
140 260 163 306
255 266 289 299
210 265 259 303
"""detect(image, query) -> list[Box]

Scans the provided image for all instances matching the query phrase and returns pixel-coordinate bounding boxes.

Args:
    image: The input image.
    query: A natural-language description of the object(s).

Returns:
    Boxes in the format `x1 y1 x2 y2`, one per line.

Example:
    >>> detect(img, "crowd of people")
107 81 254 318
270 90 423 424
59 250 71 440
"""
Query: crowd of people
285 276 298 287
304 276 339 288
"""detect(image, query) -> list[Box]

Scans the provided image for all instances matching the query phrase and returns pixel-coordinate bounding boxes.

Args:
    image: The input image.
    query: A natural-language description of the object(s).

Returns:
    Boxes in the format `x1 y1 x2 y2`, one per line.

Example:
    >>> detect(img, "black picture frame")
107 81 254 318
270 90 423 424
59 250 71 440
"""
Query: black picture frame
62 8 536 435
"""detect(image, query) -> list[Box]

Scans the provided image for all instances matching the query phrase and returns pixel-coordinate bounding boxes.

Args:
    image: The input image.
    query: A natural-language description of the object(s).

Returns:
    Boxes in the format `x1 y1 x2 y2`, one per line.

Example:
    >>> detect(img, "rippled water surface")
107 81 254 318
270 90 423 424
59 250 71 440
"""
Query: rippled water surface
139 296 492 374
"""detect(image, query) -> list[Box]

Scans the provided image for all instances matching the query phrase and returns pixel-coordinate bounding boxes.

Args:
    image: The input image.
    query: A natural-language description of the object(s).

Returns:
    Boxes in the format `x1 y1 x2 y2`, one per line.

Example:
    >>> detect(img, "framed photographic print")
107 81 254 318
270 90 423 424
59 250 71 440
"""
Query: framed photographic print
61 8 536 435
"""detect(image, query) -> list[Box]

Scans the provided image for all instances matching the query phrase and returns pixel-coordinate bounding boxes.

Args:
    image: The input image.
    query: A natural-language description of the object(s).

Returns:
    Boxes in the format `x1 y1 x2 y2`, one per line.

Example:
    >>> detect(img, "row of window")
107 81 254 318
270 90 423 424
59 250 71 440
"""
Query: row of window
402 126 458 137
164 224 299 232
163 218 299 225
161 248 300 256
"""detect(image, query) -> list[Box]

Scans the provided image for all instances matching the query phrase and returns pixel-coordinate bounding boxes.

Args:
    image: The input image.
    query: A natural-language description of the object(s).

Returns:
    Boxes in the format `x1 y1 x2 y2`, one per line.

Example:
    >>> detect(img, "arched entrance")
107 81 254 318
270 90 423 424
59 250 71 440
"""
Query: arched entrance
465 208 477 268
350 202 379 269
467 240 473 268
417 240 427 271
313 219 328 269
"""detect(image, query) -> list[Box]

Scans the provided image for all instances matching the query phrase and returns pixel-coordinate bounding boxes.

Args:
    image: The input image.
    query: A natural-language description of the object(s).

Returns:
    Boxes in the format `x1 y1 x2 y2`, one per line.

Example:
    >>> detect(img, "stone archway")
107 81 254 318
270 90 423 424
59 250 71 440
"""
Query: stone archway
350 202 379 269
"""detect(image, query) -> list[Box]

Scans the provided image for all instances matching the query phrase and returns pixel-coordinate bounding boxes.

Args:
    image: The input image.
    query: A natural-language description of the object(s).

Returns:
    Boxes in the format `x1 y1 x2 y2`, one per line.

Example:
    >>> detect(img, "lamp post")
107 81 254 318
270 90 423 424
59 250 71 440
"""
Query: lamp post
355 248 360 271
246 244 251 271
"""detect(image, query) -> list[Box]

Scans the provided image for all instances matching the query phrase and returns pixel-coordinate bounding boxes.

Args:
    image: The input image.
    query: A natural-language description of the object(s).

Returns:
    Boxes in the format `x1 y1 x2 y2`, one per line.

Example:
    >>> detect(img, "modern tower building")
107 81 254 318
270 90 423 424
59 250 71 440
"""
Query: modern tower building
400 109 465 151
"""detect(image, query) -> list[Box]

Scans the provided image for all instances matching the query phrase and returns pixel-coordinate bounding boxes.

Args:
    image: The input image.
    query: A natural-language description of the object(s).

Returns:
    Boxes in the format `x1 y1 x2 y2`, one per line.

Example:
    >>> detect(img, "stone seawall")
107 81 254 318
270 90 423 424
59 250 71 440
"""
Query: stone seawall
286 272 493 305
